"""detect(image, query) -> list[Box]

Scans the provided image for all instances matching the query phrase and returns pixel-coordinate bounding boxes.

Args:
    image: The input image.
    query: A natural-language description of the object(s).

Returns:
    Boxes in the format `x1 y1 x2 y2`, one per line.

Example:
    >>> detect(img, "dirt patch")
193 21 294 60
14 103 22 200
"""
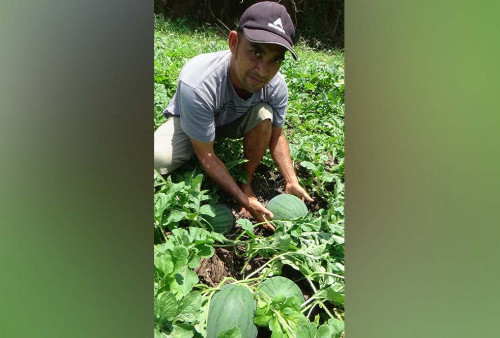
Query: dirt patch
194 248 231 286
195 246 269 287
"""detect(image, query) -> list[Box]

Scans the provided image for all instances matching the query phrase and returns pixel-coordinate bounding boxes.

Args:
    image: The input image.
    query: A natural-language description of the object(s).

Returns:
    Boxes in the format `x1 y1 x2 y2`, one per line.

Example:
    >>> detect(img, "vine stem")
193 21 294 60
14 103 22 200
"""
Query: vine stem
318 301 335 319
154 224 168 242
306 303 317 319
244 253 282 279
305 276 318 294
309 271 345 280
301 295 318 308
276 311 297 338
333 307 343 320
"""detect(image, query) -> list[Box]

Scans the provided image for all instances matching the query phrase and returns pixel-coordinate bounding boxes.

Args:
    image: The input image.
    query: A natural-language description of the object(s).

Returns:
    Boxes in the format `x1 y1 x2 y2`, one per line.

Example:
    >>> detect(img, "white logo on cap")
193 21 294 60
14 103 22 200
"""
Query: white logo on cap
268 18 285 34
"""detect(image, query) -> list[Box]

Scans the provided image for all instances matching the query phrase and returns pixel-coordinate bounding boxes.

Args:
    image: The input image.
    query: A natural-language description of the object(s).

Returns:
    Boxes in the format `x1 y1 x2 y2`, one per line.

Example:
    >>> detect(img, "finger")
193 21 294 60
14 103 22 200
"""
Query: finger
262 215 276 232
301 190 314 202
263 208 274 219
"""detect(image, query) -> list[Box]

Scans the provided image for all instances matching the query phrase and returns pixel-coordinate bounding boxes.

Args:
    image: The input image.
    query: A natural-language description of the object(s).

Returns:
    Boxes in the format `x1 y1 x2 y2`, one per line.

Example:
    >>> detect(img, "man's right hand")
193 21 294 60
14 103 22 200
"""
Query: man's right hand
245 197 273 222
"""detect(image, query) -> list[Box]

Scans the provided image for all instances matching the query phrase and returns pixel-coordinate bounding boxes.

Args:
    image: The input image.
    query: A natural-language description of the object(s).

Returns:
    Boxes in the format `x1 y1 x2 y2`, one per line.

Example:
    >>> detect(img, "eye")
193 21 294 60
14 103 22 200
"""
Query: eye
274 57 284 64
251 49 262 57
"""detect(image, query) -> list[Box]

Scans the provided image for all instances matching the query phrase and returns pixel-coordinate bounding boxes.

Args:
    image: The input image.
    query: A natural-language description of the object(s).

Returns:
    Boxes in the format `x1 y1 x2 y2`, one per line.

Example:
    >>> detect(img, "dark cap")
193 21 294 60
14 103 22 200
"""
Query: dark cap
238 1 297 60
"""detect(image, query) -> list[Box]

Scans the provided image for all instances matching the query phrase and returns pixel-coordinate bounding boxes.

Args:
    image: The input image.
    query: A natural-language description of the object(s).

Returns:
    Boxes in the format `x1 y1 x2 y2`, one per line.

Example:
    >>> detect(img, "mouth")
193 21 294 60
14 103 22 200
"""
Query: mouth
248 75 264 87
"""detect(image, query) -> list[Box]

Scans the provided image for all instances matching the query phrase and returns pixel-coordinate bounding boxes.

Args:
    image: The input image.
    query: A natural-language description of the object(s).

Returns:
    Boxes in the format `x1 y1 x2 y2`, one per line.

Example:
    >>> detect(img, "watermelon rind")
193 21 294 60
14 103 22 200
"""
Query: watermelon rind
206 284 258 338
258 276 305 304
266 194 308 220
204 205 233 234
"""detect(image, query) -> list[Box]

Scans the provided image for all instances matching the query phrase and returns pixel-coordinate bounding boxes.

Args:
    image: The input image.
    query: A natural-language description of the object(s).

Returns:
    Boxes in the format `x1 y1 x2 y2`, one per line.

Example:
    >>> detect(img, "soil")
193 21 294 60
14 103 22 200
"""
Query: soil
194 246 268 287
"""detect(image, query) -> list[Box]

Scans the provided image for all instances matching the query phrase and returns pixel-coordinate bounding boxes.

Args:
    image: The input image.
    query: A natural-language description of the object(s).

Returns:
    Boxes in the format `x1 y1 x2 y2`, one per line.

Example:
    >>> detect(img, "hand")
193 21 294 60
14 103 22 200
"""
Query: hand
239 183 275 232
246 197 274 223
285 182 314 202
239 197 273 232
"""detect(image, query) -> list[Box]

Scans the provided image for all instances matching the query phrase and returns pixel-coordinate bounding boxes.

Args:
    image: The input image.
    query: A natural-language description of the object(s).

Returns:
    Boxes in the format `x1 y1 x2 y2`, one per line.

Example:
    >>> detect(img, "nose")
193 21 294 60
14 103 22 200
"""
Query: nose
255 60 269 79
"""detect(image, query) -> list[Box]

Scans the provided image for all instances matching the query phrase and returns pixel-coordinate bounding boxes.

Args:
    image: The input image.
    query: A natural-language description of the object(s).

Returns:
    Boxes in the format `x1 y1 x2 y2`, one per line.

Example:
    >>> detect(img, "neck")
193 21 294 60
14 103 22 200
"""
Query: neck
229 55 252 100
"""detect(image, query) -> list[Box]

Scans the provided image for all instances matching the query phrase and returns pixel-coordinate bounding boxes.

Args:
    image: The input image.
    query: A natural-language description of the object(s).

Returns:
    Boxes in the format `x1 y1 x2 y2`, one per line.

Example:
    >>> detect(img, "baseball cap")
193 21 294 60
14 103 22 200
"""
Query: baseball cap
238 1 297 60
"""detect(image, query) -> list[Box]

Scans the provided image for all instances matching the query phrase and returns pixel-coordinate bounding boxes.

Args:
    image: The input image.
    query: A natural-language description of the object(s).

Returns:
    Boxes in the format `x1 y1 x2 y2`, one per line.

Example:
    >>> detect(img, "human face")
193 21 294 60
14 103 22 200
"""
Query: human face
229 31 286 98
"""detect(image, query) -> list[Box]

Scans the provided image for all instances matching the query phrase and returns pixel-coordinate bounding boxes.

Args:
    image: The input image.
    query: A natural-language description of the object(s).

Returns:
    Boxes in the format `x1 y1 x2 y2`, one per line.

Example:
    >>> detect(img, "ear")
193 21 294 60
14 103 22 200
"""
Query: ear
228 30 238 54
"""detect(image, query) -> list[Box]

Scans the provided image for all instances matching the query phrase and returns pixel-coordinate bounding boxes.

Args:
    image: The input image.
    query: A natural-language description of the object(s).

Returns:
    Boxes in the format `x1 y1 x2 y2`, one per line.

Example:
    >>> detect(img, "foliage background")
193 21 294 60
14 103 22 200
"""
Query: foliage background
154 0 344 49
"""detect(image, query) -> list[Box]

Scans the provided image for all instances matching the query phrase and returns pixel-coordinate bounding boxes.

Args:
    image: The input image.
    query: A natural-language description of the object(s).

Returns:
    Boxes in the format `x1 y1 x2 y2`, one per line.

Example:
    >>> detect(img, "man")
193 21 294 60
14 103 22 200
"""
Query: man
154 1 313 225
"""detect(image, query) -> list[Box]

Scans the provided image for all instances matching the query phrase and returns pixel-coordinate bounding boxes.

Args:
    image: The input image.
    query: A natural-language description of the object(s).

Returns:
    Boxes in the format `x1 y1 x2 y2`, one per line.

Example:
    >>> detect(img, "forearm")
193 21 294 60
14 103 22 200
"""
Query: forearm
269 132 299 185
197 152 250 208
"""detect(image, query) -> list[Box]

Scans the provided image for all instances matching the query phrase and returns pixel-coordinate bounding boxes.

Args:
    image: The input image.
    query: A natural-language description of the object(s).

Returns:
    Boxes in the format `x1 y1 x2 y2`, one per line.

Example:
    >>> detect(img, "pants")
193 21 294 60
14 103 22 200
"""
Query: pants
154 102 274 175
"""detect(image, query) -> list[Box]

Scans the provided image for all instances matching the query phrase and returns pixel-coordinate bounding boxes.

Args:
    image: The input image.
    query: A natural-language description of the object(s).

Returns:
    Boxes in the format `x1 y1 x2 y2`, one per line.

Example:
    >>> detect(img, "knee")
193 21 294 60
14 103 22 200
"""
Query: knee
250 103 273 132
256 117 272 134
251 103 274 124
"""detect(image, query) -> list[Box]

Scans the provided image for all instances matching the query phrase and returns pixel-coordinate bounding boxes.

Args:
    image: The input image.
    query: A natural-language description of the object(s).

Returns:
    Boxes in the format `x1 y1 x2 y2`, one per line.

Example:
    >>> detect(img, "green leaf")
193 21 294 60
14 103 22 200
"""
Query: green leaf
237 218 255 238
154 251 174 277
170 323 200 338
154 193 170 223
197 243 214 258
325 285 345 305
294 317 317 338
171 267 198 299
176 291 203 323
253 313 271 327
154 291 178 324
172 246 189 273
154 328 169 338
300 161 318 172
200 204 216 217
273 234 294 251
317 318 344 338
163 210 188 227
171 228 190 244
268 316 282 336
188 255 201 269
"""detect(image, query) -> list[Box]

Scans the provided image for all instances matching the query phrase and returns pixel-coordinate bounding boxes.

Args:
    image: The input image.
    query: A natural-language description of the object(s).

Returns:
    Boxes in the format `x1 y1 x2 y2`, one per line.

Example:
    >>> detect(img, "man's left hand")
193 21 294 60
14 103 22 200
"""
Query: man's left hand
285 182 314 202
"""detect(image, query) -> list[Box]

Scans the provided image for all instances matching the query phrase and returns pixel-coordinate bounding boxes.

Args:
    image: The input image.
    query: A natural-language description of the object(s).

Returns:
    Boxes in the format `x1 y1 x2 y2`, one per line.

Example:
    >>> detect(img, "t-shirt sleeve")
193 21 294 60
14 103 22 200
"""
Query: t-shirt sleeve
268 78 288 129
177 81 216 143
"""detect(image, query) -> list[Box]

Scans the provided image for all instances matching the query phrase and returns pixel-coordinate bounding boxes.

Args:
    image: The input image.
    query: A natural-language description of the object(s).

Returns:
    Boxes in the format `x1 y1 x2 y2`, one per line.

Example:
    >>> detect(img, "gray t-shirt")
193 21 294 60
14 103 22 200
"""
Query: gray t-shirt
163 50 288 142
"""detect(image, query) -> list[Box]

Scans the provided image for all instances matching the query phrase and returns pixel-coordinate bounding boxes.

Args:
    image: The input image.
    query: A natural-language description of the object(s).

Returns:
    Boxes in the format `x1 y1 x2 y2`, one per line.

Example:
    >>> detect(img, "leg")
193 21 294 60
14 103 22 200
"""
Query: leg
240 117 272 197
154 116 194 175
215 102 274 195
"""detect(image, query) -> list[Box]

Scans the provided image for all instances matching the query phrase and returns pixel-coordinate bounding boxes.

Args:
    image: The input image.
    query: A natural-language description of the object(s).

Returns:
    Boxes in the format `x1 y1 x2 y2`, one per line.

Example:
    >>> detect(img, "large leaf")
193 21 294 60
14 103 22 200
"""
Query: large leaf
154 291 178 326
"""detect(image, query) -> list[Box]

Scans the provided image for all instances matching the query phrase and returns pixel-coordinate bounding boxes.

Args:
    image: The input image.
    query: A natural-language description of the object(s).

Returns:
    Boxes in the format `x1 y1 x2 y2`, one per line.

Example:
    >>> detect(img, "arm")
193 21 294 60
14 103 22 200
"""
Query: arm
269 127 314 202
190 138 274 222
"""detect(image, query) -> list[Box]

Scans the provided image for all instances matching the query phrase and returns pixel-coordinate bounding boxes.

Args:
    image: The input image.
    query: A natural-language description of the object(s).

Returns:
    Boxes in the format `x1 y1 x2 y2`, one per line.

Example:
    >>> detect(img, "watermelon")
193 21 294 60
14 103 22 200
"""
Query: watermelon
204 205 233 234
206 284 258 338
266 194 308 220
258 276 305 304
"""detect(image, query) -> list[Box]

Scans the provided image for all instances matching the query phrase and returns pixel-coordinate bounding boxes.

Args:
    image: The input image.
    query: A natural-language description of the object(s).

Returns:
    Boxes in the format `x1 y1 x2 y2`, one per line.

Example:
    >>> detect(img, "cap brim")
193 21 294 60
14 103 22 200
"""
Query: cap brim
243 28 298 61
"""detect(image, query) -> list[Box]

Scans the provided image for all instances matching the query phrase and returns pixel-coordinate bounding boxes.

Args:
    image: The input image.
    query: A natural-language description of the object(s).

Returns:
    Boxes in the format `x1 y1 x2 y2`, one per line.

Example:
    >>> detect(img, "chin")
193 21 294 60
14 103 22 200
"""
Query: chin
246 83 264 93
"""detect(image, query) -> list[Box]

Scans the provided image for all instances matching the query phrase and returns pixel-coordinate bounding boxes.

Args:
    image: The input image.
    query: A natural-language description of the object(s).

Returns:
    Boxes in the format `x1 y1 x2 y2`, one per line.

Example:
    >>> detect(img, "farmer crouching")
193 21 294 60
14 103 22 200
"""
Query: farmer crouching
154 1 313 225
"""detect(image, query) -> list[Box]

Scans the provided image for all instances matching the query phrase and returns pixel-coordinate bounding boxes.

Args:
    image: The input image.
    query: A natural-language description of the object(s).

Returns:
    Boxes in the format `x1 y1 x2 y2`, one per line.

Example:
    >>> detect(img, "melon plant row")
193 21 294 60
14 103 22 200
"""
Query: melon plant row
154 16 344 338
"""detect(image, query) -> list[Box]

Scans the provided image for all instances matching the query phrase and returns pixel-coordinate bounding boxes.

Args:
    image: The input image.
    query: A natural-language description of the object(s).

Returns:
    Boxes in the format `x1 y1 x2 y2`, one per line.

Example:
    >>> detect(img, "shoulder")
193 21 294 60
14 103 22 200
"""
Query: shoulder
178 50 230 89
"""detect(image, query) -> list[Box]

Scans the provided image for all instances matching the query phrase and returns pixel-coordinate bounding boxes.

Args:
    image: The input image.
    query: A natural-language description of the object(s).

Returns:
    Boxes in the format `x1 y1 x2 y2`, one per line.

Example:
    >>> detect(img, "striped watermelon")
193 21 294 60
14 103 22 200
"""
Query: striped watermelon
204 205 233 234
258 276 305 304
206 284 258 338
266 194 308 220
